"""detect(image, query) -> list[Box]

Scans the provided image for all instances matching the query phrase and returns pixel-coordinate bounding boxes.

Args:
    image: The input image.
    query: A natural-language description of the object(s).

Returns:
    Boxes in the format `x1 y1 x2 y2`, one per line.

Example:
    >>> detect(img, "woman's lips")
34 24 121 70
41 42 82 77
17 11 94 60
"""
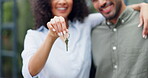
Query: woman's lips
56 7 67 13
57 8 67 10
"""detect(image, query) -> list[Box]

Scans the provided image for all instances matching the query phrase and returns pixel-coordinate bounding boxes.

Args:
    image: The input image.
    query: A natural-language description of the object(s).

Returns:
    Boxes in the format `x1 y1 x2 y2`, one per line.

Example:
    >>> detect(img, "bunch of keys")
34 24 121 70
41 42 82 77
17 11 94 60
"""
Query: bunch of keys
65 33 70 51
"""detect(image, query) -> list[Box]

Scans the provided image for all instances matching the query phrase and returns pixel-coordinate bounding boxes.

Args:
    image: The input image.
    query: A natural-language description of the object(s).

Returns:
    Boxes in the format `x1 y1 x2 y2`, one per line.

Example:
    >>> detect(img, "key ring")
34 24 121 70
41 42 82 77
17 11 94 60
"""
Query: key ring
64 32 70 39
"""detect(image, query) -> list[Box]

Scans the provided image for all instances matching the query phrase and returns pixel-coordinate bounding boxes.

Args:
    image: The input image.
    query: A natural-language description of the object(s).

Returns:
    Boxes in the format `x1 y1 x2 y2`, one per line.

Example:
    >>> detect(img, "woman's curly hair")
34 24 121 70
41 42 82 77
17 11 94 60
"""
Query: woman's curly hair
30 0 89 29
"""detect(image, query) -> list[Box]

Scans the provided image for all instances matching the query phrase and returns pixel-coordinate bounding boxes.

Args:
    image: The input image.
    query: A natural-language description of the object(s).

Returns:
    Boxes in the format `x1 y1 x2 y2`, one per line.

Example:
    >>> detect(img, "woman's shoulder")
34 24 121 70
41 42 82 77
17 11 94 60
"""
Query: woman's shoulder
26 29 41 36
87 13 104 20
27 26 47 35
83 13 105 23
80 13 105 28
25 26 48 38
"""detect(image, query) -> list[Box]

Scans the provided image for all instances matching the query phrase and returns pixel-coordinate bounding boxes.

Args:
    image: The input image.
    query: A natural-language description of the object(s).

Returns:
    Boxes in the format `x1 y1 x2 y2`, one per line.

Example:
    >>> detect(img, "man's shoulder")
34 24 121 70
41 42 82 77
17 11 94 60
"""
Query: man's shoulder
128 7 140 18
121 7 140 25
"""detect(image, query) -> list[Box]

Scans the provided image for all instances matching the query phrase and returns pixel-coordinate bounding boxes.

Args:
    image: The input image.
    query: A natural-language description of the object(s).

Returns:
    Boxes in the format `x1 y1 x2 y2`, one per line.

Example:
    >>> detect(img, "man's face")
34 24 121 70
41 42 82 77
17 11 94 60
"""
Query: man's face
92 0 122 20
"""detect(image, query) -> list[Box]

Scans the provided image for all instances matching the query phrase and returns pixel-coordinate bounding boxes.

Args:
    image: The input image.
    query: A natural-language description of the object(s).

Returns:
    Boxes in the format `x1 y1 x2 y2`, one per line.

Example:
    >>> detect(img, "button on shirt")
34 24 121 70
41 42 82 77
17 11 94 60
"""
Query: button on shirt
92 8 148 78
21 13 105 78
113 28 117 32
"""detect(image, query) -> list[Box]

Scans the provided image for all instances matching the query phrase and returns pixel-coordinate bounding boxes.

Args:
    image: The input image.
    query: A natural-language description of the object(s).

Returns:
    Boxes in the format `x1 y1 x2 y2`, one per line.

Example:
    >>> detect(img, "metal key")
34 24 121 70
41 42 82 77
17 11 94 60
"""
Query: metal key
65 38 69 51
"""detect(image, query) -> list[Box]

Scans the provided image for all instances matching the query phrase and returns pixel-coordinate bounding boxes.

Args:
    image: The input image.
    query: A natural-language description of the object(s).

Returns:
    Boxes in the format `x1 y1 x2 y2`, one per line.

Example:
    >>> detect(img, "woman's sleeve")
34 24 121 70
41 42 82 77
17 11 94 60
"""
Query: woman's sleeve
87 13 105 28
21 30 40 78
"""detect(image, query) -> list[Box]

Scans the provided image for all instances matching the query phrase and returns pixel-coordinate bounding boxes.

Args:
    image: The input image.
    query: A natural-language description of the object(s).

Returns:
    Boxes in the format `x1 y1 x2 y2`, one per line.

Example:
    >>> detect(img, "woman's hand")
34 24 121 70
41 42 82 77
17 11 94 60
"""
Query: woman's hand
138 3 148 38
128 3 148 38
47 16 69 41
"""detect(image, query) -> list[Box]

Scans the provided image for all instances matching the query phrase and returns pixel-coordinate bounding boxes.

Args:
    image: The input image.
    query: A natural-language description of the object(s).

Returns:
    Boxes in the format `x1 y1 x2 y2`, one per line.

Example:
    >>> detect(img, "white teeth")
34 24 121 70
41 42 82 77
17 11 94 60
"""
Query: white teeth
57 8 66 10
105 6 110 10
103 6 110 11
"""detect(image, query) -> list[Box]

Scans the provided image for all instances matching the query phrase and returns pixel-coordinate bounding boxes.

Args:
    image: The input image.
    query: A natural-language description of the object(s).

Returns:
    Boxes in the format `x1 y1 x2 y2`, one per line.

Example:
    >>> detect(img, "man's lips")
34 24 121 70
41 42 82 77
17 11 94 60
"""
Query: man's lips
100 4 113 14
99 2 113 14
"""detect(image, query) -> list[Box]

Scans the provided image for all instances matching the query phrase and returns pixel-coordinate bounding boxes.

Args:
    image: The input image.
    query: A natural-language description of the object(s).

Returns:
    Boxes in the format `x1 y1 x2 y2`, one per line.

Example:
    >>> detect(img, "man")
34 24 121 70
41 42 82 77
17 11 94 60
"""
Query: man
91 0 148 78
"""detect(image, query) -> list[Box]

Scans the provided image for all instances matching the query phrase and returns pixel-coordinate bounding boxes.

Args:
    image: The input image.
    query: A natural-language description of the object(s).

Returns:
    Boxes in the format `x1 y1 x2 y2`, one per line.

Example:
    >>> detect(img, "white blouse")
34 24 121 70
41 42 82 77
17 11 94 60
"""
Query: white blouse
21 13 104 78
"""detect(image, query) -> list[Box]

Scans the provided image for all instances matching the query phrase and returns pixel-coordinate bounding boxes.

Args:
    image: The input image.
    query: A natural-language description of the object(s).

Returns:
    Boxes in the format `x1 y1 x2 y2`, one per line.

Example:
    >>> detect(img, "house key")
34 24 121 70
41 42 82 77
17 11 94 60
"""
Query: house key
65 38 68 51
65 33 70 51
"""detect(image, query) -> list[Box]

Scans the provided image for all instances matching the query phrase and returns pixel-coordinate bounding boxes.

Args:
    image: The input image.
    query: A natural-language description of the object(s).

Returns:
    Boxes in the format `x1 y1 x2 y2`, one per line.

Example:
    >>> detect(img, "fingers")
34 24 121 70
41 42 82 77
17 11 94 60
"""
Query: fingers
138 15 143 27
142 19 148 39
48 16 68 37
53 17 63 36
138 14 148 39
138 3 148 38
47 22 56 32
59 16 68 34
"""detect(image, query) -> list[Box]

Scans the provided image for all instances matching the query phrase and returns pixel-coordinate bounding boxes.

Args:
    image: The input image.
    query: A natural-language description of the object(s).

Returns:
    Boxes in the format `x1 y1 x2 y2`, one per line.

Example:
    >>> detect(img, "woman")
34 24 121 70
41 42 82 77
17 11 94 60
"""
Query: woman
21 0 148 78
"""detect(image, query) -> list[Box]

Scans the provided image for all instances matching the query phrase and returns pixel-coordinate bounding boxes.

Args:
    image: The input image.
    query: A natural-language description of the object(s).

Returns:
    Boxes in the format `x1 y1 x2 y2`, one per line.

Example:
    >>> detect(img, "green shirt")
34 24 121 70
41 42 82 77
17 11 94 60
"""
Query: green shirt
92 7 148 78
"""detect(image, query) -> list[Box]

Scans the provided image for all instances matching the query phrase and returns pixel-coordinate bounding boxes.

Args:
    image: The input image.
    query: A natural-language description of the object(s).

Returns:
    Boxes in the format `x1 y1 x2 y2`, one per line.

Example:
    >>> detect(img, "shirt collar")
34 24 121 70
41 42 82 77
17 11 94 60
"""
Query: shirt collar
37 25 48 33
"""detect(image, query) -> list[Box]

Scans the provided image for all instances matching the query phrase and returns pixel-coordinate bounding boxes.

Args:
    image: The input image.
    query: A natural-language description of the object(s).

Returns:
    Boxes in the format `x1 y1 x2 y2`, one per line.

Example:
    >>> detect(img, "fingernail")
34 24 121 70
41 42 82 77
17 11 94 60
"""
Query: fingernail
143 35 147 39
60 32 63 36
58 33 61 36
52 29 56 31
63 31 66 35
143 35 145 38
50 25 52 27
144 35 147 39
138 24 141 27
66 29 69 32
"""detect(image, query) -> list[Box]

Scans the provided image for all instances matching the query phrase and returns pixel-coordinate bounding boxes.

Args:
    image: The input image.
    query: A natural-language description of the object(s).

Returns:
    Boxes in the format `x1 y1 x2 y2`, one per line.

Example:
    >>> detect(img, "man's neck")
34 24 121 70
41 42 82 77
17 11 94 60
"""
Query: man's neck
110 4 126 24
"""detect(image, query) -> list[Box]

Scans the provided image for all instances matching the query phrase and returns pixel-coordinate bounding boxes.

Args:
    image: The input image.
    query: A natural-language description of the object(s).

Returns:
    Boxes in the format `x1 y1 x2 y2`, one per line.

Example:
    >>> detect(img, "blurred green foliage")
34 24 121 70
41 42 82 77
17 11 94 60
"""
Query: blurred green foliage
17 0 34 77
17 0 34 46
1 0 34 78
3 1 13 23
2 1 13 50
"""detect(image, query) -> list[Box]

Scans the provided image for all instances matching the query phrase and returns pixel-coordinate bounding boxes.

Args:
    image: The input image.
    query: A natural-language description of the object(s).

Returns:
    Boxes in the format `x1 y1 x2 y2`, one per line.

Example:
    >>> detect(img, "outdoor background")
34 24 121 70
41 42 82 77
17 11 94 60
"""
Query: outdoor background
0 0 148 78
